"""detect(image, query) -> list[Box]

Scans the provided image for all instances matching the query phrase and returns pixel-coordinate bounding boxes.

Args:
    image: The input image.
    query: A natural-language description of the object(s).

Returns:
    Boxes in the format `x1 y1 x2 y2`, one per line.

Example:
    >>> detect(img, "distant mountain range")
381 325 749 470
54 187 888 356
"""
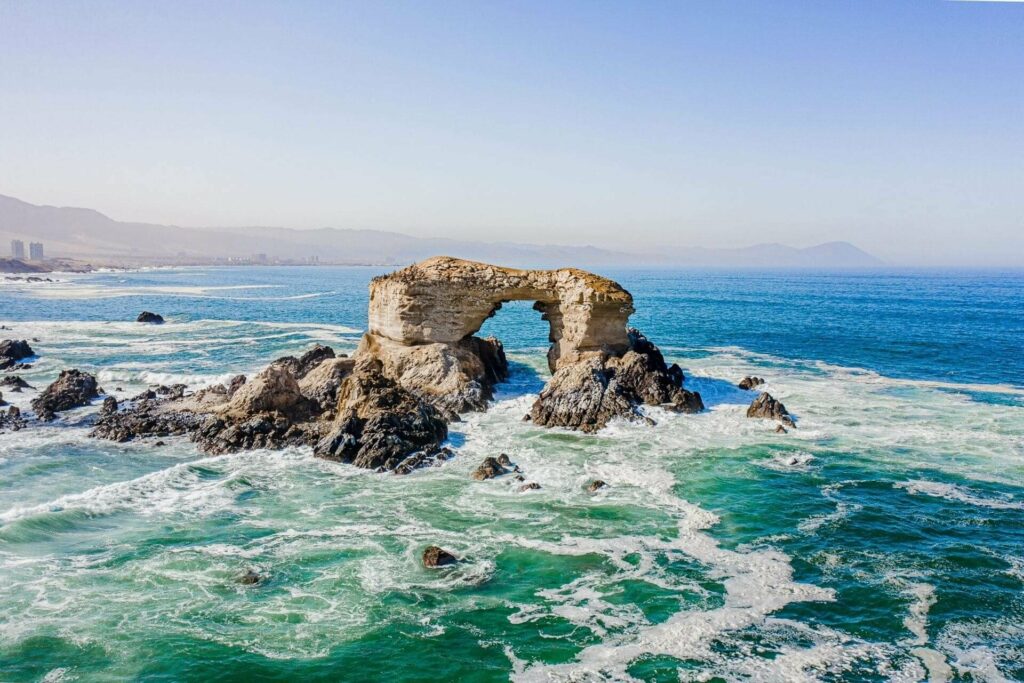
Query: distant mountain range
0 193 883 269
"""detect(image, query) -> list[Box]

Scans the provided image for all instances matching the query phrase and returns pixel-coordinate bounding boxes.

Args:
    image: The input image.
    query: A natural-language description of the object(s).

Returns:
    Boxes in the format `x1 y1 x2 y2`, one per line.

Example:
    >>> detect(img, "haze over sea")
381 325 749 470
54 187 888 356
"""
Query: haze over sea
1 265 1022 681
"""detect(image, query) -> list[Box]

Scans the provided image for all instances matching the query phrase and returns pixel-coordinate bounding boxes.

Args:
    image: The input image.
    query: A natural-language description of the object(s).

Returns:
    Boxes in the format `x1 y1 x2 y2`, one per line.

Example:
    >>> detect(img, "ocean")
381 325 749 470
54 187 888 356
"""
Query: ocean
1 266 1022 681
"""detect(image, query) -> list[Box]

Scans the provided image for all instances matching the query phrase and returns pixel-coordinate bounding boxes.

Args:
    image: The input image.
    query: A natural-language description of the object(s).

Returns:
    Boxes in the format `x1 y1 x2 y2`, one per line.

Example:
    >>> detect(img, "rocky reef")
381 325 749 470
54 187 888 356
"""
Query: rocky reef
89 257 704 472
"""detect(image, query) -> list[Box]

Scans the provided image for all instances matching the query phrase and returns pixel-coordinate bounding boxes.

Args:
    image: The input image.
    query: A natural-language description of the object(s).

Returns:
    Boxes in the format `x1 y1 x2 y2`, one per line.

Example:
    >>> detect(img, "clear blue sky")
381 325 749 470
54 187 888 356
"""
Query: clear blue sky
1 0 1022 265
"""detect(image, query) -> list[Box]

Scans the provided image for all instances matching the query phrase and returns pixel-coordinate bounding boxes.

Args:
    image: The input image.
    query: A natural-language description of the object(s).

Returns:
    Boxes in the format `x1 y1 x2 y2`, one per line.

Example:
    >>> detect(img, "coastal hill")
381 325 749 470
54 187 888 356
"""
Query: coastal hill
0 193 882 269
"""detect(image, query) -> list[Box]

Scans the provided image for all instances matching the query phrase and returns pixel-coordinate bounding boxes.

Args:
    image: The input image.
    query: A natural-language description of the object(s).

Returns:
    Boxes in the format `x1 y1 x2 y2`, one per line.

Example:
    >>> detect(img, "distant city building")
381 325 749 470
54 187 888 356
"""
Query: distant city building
10 239 25 259
29 242 44 260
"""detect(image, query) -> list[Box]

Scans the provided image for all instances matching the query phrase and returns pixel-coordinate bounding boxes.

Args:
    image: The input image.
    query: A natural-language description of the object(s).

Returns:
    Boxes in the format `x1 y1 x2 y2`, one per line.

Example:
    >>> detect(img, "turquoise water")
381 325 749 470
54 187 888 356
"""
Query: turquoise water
1 267 1022 681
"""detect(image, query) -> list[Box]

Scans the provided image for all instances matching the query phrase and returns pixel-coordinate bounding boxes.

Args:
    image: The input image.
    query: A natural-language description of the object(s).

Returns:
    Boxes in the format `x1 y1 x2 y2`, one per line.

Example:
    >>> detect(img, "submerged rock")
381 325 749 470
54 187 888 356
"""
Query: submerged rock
496 453 512 467
0 339 34 370
238 569 262 585
519 482 541 492
587 480 607 492
747 392 795 427
738 376 765 390
422 546 458 568
32 369 100 420
136 311 164 324
775 424 788 434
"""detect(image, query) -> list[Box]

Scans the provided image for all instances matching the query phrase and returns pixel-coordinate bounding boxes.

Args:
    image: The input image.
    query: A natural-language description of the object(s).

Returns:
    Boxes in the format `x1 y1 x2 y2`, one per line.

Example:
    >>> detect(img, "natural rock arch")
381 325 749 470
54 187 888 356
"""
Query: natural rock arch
367 256 635 372
91 257 703 474
361 257 703 431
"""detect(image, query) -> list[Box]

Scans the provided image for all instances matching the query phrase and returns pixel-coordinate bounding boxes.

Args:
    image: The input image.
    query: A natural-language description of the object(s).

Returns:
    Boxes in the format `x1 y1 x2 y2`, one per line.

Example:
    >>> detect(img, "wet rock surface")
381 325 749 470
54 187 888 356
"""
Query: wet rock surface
739 376 765 390
1 375 32 391
313 357 448 472
136 311 164 324
0 405 26 433
0 339 34 370
530 329 703 432
32 369 100 420
747 392 796 427
587 480 607 492
422 546 458 568
471 456 508 480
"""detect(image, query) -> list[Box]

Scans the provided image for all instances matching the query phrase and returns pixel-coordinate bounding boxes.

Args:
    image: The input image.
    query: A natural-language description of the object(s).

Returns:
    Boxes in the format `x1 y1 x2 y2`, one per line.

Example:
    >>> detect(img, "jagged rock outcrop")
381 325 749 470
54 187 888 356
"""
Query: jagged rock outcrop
0 406 26 433
32 369 100 420
1 375 32 391
314 357 448 472
136 311 164 324
471 456 508 480
270 344 339 379
747 392 795 428
739 376 765 390
0 339 34 370
530 329 703 432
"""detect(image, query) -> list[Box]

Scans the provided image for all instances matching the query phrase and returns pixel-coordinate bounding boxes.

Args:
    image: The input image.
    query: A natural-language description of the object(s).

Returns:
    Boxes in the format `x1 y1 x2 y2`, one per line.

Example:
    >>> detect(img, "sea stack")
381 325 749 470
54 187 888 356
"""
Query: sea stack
92 257 704 472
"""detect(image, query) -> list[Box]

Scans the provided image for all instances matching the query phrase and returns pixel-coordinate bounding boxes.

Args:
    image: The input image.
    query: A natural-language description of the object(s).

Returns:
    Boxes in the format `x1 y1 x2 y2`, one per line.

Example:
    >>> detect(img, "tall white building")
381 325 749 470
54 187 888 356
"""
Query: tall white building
10 239 25 259
28 242 44 260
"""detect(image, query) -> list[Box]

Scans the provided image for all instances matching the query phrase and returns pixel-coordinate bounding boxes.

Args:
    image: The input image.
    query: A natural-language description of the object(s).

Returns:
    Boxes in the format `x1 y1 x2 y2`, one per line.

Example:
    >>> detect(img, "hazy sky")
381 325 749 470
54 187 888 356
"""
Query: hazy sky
1 1 1022 265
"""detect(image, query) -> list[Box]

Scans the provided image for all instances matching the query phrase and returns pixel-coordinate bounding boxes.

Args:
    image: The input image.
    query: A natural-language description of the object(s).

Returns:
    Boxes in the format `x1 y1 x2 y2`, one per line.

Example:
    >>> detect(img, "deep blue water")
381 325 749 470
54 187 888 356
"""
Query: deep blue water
5 267 1022 387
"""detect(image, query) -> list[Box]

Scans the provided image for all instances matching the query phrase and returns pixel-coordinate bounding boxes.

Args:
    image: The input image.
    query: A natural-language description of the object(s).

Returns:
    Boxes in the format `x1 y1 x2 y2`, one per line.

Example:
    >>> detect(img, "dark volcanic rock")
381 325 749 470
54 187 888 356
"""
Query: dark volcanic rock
775 424 788 434
588 480 607 492
519 482 541 492
90 402 200 443
422 546 458 568
0 339 34 370
471 457 507 480
0 390 5 406
739 376 765 391
529 329 703 432
1 375 32 391
136 311 164 324
226 374 247 397
0 405 26 432
100 396 118 416
747 393 795 427
272 344 336 379
496 453 512 467
314 358 448 472
32 369 100 420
